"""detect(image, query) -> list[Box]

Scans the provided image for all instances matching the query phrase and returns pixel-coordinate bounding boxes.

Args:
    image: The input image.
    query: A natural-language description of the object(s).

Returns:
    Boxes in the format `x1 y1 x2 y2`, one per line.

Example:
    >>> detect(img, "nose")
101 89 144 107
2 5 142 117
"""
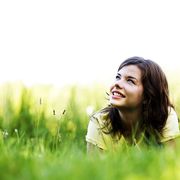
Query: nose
114 78 124 89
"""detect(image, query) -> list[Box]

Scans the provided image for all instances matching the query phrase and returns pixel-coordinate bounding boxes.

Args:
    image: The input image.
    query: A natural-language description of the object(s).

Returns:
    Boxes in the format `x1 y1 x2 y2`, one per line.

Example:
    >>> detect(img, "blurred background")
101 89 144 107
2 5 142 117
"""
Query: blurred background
0 1 180 179
0 0 180 87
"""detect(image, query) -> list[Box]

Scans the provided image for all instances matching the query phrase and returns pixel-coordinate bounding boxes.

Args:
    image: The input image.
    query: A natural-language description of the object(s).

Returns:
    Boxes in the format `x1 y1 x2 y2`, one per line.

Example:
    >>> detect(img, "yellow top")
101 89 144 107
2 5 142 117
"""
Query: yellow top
86 108 180 150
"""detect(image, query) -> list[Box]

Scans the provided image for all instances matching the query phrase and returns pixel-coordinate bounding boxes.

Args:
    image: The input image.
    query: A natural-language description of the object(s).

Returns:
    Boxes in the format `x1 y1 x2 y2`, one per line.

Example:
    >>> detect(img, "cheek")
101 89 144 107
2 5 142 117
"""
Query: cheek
136 89 144 102
129 87 143 99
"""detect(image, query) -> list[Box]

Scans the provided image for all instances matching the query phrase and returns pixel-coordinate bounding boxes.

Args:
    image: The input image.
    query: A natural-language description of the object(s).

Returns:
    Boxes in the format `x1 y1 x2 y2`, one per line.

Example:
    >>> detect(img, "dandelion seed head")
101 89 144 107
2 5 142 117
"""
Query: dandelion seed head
86 106 94 116
3 130 8 137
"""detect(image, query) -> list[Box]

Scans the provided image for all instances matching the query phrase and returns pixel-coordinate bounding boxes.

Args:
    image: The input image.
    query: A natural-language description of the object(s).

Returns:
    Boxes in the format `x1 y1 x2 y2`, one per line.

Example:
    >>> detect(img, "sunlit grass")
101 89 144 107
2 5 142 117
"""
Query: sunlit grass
0 79 179 179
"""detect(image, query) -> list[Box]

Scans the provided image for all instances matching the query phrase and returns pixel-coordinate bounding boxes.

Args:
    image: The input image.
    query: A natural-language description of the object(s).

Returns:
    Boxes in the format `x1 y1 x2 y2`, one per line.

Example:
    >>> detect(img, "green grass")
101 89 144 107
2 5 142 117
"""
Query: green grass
1 138 180 180
0 81 180 180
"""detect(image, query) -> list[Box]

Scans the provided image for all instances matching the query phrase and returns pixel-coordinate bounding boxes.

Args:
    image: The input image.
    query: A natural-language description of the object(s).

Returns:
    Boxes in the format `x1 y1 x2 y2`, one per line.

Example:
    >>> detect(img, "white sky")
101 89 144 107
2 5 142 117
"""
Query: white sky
0 0 180 87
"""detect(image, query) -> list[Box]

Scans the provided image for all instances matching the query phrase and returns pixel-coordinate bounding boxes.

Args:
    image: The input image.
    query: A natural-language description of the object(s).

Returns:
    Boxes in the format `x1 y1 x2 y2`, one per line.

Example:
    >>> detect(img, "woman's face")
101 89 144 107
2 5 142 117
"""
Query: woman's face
109 65 144 110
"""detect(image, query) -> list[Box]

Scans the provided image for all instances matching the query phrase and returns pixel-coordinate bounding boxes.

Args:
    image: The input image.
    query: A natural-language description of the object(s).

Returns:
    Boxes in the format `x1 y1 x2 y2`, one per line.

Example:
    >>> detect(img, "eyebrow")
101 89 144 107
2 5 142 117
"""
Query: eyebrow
127 76 138 82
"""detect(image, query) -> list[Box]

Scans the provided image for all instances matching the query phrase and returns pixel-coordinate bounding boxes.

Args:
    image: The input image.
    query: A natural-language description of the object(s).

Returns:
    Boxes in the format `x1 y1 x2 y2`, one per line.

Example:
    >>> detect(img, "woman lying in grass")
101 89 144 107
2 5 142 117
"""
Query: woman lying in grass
86 56 180 152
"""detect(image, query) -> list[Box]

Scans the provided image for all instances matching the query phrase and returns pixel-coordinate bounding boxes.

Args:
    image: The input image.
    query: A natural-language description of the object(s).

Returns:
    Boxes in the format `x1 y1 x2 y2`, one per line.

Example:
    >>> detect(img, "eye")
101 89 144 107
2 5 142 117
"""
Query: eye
115 75 120 80
127 79 135 84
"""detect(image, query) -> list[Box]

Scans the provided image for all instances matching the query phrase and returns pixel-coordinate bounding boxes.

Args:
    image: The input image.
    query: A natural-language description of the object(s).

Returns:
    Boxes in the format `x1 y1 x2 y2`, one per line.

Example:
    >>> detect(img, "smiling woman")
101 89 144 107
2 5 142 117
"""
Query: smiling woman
110 65 144 110
86 56 180 153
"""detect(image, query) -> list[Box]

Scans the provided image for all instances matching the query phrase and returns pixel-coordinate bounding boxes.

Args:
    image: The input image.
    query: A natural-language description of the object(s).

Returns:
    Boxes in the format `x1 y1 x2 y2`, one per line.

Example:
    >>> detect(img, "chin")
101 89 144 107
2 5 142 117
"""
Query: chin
109 100 121 107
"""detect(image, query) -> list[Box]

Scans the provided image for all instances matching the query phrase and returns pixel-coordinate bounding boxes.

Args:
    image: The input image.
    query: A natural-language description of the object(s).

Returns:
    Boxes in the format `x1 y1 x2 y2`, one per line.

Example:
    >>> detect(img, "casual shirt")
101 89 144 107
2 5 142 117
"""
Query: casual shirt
86 108 180 150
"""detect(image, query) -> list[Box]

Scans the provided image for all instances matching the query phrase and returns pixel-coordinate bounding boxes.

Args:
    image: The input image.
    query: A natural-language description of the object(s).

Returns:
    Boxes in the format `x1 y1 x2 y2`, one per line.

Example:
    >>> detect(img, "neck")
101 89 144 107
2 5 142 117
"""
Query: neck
118 107 143 135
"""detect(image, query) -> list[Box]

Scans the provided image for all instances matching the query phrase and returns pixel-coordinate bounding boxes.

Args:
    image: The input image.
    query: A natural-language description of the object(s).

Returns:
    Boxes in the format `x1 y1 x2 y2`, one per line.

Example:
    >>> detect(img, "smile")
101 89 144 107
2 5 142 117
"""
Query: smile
112 90 126 98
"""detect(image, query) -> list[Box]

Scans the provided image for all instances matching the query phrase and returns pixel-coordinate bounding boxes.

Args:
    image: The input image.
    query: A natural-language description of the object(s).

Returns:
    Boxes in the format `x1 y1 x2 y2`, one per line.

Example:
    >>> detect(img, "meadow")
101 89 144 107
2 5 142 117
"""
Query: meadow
0 78 180 180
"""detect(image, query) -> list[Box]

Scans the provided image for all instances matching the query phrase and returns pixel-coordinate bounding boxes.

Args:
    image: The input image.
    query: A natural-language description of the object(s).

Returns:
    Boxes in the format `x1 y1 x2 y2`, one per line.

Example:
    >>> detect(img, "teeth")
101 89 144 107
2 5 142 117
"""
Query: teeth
114 92 120 96
112 91 125 97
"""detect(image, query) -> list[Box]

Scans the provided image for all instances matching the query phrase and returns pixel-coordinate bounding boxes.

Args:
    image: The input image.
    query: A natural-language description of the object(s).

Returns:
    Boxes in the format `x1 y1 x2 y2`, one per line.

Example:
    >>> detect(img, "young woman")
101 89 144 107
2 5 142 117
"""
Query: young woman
86 56 180 152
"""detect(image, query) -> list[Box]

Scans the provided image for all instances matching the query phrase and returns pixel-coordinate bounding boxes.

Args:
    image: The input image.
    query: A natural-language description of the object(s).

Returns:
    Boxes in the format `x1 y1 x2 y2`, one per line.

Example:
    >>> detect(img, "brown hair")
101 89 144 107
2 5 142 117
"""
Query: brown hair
103 56 173 144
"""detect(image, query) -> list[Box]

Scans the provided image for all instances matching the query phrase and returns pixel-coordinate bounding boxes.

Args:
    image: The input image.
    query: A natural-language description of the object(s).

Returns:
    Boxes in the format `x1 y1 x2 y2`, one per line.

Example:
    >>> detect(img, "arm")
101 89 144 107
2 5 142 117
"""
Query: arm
87 142 103 154
161 107 180 148
163 139 176 148
86 113 107 153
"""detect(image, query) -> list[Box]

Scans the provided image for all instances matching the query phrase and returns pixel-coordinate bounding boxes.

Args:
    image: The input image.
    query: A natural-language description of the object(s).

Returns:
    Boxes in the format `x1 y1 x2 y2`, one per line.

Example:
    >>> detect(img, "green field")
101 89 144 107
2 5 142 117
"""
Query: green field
0 80 180 180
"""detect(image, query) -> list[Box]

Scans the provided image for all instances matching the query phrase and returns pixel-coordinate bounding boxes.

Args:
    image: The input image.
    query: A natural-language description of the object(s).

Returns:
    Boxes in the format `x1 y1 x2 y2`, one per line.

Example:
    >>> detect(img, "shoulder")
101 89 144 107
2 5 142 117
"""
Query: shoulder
168 107 178 117
90 108 109 126
86 108 112 150
166 107 179 130
161 107 180 142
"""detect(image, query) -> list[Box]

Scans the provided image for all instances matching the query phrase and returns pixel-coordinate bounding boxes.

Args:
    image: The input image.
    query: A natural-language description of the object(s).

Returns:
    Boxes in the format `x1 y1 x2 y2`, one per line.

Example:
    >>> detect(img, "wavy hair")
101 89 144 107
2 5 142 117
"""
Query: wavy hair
103 56 173 144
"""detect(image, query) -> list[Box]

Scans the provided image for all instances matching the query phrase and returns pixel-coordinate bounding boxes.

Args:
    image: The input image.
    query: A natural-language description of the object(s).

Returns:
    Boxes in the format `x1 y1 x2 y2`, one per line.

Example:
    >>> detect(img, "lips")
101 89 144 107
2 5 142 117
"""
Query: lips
111 90 126 98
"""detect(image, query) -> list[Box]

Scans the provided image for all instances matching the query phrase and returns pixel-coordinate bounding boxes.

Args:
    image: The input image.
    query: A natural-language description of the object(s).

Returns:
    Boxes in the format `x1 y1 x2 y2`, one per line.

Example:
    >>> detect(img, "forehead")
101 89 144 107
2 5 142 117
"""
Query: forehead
118 65 142 80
